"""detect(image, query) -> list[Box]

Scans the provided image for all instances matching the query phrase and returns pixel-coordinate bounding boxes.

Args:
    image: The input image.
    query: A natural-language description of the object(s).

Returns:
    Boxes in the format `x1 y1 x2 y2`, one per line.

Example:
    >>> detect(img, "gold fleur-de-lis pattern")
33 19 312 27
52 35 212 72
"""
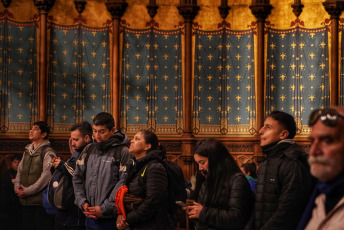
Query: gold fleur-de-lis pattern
193 29 256 135
121 28 183 134
48 24 110 132
266 27 329 135
0 19 37 133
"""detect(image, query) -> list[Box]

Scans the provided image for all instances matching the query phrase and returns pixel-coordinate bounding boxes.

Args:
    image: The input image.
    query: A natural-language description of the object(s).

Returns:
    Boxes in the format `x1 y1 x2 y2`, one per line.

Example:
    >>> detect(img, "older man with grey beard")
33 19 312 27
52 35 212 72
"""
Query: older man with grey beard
297 107 344 230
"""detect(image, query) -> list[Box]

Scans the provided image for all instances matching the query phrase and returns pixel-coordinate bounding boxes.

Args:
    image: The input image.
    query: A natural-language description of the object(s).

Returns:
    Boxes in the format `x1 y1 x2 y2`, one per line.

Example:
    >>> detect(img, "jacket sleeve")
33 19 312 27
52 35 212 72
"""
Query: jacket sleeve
73 150 88 209
23 150 56 196
198 174 253 229
126 162 168 226
260 158 312 230
14 152 25 192
100 146 131 216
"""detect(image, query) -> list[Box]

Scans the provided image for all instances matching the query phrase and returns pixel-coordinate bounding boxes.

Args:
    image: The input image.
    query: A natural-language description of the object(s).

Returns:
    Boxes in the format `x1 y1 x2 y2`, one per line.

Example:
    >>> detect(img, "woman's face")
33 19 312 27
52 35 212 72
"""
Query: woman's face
194 153 209 171
129 132 151 157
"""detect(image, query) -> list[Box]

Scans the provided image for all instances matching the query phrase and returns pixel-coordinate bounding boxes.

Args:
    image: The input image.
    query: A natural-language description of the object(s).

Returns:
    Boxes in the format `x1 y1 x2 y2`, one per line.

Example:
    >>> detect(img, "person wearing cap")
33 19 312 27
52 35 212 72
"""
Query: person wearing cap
297 107 344 230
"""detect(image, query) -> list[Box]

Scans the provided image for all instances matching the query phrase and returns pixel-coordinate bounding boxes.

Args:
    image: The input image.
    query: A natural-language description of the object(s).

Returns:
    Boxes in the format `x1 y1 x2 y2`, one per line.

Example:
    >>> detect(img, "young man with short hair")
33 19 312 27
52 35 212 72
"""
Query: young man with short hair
73 112 131 230
51 121 93 230
246 111 314 230
14 121 56 230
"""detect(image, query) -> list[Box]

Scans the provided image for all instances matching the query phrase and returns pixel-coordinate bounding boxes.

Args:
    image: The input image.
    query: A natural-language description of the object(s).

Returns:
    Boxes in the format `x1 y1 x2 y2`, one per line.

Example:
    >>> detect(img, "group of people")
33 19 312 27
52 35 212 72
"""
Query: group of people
1 107 344 230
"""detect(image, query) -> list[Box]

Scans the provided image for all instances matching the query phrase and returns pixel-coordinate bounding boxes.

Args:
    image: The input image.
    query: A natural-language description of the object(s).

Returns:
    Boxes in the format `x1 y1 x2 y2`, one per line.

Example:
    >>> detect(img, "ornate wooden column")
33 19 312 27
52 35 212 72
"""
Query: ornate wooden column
291 0 304 17
323 0 344 106
249 0 272 133
34 0 55 121
74 0 86 14
106 0 128 130
147 0 158 18
218 0 230 19
178 0 199 179
1 0 11 7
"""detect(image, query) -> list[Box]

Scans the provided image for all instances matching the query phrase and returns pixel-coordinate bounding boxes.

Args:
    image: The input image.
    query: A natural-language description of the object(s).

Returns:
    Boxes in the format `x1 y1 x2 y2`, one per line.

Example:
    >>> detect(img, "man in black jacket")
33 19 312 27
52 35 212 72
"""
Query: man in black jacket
51 121 93 230
246 111 314 230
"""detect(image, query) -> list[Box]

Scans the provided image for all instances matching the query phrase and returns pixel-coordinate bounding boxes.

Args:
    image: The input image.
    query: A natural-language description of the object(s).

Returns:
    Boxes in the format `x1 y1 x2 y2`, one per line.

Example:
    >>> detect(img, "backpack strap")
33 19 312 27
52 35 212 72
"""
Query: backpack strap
39 145 54 162
113 144 126 167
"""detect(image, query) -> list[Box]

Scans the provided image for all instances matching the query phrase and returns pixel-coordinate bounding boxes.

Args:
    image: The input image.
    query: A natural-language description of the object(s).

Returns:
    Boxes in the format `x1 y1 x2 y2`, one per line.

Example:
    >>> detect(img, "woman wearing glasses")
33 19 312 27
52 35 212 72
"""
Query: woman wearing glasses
184 138 253 230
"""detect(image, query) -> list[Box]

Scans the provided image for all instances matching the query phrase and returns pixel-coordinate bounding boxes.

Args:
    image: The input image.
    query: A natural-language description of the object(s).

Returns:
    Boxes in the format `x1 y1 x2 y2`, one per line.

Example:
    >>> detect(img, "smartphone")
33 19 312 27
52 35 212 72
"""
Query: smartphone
175 201 187 207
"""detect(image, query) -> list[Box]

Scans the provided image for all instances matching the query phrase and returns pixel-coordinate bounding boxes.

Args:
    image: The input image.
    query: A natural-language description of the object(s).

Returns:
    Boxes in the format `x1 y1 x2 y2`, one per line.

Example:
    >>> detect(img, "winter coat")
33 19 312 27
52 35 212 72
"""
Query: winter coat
51 147 87 227
73 131 131 218
250 141 314 230
125 149 174 230
305 194 344 230
196 172 253 230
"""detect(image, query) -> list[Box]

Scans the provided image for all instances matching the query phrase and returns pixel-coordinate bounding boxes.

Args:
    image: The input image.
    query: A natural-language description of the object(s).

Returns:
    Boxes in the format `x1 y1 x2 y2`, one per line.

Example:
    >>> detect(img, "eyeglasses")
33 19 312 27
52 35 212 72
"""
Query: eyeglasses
308 108 344 127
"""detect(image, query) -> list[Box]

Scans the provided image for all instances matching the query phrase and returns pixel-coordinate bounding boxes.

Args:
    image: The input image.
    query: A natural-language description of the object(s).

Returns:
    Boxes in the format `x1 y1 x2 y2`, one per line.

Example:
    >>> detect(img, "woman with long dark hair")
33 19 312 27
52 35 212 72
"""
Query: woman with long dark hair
185 138 253 230
116 130 174 230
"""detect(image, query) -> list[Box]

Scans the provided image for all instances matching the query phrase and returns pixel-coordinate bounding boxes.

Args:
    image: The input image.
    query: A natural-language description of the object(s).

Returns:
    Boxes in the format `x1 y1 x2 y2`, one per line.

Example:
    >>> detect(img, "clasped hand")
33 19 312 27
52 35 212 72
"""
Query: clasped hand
83 203 102 219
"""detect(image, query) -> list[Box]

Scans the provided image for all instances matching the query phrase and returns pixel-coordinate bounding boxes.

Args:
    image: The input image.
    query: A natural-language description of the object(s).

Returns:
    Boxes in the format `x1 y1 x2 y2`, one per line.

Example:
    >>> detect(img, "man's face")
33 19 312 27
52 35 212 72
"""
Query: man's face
308 118 344 182
92 125 114 143
259 117 287 146
70 129 90 151
29 125 45 142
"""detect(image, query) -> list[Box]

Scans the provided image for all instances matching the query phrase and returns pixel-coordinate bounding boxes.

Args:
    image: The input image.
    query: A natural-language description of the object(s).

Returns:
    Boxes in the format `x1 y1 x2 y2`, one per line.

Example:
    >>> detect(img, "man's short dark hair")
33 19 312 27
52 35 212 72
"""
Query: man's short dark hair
70 121 92 138
32 121 50 139
93 112 115 130
267 110 296 139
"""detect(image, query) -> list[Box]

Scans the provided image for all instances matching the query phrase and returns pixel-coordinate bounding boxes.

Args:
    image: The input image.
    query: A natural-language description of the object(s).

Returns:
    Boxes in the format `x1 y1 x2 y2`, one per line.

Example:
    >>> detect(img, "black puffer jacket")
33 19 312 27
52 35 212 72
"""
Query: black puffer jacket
251 141 314 230
125 149 174 230
196 172 253 230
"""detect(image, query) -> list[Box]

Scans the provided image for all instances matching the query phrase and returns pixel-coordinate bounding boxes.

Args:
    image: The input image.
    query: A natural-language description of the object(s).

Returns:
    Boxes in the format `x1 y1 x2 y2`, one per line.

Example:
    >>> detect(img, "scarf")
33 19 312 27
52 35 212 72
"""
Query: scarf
94 131 125 152
296 176 344 230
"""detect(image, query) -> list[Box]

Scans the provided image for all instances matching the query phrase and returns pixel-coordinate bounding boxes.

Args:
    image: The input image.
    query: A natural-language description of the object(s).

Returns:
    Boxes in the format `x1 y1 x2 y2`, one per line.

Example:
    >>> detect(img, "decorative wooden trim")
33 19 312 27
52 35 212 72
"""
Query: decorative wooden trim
250 1 272 135
105 0 128 20
34 0 55 13
106 0 128 129
218 0 230 20
323 0 344 106
74 0 87 14
1 0 11 8
147 0 158 19
34 0 55 122
291 0 304 18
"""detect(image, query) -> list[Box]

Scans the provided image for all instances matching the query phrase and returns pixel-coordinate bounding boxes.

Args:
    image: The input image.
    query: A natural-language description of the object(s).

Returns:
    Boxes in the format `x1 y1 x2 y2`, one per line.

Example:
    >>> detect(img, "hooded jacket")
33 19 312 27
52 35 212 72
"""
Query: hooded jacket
73 130 130 217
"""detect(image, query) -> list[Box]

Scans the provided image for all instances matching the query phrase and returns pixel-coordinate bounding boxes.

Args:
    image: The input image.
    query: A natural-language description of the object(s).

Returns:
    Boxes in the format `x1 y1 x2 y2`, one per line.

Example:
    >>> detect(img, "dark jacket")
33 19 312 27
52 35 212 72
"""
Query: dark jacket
196 172 253 230
249 140 314 230
51 148 87 227
125 149 174 230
